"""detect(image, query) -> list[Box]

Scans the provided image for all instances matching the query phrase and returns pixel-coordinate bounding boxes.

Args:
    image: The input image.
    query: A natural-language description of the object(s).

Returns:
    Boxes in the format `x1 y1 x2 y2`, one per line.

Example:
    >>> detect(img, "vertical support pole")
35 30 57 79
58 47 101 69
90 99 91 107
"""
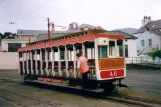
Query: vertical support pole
40 49 43 75
123 40 125 57
73 45 76 78
58 47 62 76
51 47 55 76
35 50 38 75
45 48 49 75
22 52 25 74
94 39 99 80
82 43 85 56
31 50 34 74
65 46 69 77
47 18 50 39
18 52 21 74
26 51 29 74
115 40 117 57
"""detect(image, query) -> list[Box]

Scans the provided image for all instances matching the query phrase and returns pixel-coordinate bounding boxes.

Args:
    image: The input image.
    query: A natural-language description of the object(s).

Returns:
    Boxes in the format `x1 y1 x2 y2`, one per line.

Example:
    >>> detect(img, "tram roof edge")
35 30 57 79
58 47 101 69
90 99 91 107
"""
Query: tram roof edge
28 29 107 45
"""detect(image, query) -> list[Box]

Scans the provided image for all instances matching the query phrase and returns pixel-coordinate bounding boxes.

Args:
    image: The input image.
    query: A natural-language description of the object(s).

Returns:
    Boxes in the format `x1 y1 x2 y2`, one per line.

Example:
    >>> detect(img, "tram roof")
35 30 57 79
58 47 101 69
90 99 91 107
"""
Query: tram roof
18 29 124 52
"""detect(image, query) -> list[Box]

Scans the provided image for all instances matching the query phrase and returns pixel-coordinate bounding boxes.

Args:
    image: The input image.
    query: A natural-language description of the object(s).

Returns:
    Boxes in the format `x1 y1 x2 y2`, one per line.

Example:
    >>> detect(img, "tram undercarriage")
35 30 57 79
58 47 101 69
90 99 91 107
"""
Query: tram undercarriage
22 73 125 94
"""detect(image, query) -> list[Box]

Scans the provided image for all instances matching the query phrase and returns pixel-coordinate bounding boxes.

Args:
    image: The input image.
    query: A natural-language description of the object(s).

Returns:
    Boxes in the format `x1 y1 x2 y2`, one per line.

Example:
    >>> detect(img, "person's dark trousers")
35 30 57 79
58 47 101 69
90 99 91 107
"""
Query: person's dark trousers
82 71 89 89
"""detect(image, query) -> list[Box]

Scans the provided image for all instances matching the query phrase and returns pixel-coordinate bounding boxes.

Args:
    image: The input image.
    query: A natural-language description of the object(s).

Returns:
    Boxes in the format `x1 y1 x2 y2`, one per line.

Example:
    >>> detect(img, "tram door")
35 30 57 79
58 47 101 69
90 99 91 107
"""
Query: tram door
85 42 96 79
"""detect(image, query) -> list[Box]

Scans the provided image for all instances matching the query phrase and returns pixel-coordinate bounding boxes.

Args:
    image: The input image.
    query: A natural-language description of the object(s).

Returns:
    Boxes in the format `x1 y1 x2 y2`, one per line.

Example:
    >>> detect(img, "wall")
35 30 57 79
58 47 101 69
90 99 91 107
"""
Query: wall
1 39 34 52
125 39 137 57
134 31 161 55
0 52 19 70
18 35 37 41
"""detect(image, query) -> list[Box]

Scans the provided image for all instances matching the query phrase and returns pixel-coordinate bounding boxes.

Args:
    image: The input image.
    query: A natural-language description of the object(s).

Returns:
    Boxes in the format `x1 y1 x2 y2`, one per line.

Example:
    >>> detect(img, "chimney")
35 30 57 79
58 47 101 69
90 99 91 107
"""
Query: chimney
142 16 152 26
51 23 55 32
68 22 78 29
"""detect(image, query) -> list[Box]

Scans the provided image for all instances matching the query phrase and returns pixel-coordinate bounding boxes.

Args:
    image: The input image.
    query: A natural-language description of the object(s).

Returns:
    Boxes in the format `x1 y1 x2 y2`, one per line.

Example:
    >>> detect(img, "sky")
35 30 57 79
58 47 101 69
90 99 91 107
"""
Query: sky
0 0 161 33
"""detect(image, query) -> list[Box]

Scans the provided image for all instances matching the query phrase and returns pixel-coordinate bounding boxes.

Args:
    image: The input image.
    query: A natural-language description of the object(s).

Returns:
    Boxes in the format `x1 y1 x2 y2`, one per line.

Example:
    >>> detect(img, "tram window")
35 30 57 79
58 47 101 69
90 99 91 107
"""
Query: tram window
117 40 123 57
109 41 115 56
86 48 94 59
98 46 107 58
42 52 45 61
60 51 65 60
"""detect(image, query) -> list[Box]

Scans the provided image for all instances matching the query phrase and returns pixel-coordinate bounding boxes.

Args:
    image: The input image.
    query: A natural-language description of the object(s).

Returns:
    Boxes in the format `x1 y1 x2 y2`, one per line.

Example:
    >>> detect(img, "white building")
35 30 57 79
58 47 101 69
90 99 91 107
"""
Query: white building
134 16 161 55
0 39 34 52
109 30 137 57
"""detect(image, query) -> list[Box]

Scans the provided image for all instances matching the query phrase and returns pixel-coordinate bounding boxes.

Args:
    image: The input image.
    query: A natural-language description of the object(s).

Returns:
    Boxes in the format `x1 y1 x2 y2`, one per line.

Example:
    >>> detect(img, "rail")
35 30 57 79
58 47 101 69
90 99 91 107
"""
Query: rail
1 78 161 107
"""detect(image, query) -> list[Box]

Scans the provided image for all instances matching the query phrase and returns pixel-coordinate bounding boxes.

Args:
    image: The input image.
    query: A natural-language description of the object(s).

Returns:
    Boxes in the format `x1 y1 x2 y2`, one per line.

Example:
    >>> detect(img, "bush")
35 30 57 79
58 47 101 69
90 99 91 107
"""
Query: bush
147 50 161 59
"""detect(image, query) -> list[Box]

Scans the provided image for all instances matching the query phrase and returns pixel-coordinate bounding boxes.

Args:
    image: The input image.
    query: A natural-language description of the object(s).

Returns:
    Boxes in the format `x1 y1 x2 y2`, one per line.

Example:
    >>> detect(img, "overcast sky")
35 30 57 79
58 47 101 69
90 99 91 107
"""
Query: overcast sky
0 0 161 33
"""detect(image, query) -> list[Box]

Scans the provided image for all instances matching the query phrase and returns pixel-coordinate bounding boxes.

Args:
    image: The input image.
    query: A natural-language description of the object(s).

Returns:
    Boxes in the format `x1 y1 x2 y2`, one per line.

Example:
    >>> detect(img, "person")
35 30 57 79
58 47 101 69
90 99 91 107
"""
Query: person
76 53 89 89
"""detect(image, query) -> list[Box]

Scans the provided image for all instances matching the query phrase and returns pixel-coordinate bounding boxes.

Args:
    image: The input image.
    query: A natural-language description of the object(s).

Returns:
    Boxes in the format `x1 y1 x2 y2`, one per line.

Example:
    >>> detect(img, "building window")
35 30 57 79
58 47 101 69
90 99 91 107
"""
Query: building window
141 40 144 47
125 39 127 42
8 43 21 52
148 39 152 46
125 45 128 57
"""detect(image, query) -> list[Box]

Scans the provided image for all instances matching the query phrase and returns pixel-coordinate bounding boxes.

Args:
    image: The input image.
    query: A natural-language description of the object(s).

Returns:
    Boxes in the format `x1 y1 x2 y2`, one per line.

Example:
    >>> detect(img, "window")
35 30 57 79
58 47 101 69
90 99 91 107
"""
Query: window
98 46 107 58
86 48 94 59
148 39 152 46
8 43 21 52
109 41 115 56
141 40 144 47
60 51 65 60
117 40 123 57
125 45 128 57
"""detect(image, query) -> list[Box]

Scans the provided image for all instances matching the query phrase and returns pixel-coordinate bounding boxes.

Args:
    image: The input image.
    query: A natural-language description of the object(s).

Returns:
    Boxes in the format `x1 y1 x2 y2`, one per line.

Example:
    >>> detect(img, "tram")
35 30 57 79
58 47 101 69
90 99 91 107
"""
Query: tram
18 29 126 94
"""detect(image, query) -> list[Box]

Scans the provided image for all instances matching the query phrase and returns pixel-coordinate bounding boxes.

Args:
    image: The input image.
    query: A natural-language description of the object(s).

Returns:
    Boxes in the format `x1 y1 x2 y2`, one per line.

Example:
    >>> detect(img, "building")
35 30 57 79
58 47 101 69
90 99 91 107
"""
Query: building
134 16 161 55
0 39 34 52
17 29 47 41
36 22 103 41
109 30 137 57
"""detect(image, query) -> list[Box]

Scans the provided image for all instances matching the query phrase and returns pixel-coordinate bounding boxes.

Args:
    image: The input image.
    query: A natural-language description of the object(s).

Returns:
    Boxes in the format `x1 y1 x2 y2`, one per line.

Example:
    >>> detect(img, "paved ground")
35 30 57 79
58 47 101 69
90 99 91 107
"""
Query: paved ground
0 80 129 107
122 69 161 97
0 69 161 107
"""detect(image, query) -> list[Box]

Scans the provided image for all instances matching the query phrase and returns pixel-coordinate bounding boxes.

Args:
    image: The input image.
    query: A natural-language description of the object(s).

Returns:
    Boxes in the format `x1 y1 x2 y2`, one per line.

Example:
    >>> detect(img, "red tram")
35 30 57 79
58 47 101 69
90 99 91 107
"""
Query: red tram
18 29 126 93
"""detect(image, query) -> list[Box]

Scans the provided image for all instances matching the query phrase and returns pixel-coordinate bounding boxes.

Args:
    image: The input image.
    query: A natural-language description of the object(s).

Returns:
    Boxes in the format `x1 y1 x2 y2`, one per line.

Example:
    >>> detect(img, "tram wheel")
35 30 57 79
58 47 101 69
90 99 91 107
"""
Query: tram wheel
103 82 115 95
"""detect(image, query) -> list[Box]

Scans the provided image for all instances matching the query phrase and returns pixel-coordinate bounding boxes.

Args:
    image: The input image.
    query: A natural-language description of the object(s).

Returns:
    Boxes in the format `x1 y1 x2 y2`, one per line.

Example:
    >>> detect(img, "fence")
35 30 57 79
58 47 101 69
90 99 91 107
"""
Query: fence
126 56 161 65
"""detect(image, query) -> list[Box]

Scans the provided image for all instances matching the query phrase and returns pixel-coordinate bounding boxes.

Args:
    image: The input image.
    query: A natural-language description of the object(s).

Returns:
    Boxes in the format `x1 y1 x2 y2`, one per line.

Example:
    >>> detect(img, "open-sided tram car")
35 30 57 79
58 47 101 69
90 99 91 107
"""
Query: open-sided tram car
18 29 126 93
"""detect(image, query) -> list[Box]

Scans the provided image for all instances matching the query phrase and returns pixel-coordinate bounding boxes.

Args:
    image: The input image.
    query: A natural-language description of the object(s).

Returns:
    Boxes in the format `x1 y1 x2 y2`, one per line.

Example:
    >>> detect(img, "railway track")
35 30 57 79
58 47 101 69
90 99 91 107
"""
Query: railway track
0 78 161 107
104 96 161 107
0 87 61 107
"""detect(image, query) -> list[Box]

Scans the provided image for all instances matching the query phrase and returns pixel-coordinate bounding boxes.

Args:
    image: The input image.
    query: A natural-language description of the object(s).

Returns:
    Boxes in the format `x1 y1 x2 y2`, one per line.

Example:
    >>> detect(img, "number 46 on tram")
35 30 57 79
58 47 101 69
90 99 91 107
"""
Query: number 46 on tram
18 29 126 94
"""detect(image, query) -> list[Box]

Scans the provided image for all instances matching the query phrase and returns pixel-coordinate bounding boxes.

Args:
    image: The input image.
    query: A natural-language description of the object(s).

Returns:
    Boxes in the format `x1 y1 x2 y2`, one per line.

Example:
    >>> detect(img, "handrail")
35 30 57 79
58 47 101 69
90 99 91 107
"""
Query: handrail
137 49 145 56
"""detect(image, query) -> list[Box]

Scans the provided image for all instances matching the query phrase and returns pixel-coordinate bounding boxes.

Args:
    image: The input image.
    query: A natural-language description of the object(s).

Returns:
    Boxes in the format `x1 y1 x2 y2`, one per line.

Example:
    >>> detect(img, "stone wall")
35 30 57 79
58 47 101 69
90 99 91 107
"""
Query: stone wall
0 52 18 70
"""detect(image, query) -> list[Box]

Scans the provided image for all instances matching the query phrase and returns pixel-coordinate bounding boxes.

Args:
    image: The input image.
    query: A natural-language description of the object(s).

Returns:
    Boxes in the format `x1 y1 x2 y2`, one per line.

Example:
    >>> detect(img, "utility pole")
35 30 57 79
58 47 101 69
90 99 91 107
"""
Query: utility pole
47 18 50 39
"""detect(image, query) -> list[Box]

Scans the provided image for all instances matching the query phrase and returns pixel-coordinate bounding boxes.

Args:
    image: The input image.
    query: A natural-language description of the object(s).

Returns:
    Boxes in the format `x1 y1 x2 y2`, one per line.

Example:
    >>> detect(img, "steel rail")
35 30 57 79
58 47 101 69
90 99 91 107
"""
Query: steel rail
0 87 61 107
0 78 161 107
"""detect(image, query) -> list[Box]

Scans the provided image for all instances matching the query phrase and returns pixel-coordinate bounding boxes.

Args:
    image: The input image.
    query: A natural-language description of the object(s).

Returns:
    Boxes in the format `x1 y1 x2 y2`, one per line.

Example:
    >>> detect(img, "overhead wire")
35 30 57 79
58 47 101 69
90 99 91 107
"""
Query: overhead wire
16 0 53 22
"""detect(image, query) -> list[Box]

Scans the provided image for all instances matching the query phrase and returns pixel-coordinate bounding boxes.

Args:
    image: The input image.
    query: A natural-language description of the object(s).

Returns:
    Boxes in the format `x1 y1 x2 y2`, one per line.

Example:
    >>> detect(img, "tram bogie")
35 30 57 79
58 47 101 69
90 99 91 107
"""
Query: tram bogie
18 29 126 93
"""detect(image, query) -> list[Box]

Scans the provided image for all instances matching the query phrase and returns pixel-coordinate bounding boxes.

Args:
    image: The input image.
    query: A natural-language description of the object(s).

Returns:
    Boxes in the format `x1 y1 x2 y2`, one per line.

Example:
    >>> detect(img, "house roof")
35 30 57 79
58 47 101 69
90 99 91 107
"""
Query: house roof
17 29 47 36
66 24 96 32
36 32 69 41
108 30 137 39
36 23 99 41
135 19 161 34
117 28 138 35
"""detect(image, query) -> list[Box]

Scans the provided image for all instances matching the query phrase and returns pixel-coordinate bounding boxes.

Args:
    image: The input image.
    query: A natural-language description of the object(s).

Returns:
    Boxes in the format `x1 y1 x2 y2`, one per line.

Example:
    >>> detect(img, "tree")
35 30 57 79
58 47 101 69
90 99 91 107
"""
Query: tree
148 50 161 60
0 33 2 39
0 32 17 39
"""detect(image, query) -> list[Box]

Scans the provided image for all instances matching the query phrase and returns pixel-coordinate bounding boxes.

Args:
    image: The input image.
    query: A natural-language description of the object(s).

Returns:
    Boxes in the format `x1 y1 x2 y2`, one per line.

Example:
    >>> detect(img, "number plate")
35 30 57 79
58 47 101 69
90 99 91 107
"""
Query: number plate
100 69 124 79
